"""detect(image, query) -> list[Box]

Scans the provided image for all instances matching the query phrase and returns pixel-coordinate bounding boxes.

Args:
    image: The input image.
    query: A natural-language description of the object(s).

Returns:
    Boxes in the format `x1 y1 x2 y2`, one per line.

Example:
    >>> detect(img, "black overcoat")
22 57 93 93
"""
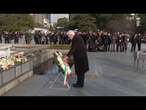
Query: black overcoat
67 35 89 74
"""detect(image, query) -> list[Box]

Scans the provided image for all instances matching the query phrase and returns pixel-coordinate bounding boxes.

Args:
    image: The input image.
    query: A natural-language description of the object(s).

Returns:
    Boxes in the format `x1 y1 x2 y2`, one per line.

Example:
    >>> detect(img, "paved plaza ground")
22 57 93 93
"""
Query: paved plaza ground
4 44 146 96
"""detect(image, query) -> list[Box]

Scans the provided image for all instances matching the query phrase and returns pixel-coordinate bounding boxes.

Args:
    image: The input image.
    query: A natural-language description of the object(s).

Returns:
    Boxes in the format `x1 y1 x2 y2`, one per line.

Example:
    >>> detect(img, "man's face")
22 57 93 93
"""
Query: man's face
68 33 74 40
67 31 75 40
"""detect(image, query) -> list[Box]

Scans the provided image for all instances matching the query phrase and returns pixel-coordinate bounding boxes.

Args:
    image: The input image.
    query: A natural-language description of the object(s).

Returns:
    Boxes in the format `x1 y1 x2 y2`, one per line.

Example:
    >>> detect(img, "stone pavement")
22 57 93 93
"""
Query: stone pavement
3 43 146 96
4 47 146 96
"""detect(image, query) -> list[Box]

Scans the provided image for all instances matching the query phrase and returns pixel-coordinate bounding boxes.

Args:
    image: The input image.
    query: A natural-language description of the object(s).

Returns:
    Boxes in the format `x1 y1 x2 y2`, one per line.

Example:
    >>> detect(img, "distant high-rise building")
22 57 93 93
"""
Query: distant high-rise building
48 14 51 24
48 14 69 26
30 14 69 27
30 14 49 27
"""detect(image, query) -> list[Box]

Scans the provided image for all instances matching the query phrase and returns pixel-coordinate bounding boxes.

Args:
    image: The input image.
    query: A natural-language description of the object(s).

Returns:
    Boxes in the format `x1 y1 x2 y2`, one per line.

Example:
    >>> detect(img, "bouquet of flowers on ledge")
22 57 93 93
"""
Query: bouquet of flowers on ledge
0 52 27 71
53 51 73 86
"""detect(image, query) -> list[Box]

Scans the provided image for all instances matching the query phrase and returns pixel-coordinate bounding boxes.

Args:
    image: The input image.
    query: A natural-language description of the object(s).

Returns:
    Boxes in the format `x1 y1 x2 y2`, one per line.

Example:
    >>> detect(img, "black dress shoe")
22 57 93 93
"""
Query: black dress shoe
72 83 83 88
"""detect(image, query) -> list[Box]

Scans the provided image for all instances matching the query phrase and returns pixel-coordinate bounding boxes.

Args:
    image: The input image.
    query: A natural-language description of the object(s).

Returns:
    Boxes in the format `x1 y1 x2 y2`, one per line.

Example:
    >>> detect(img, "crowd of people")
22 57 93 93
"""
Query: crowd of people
0 30 144 52
33 31 70 45
0 31 23 44
33 30 144 53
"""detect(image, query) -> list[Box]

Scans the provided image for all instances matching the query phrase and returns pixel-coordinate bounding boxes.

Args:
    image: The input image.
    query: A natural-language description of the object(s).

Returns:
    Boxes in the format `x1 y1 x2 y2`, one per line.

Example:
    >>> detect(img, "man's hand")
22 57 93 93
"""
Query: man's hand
63 55 69 63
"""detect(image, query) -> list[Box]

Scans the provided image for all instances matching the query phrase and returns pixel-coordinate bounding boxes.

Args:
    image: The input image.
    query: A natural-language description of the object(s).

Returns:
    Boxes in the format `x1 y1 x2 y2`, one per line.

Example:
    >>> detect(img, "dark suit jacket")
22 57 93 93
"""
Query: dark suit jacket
67 35 89 74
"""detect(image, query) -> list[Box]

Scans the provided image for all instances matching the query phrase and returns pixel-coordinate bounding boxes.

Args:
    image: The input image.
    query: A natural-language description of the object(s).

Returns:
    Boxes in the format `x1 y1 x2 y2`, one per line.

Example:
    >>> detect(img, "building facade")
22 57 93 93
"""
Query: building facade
48 14 69 26
30 14 69 27
30 14 49 27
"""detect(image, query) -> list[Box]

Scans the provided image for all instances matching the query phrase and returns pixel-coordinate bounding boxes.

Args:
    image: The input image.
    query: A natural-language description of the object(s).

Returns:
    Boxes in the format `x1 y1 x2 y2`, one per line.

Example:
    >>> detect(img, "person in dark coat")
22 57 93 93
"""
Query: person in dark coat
135 33 142 51
116 33 123 52
88 36 94 52
38 31 42 44
63 32 67 44
45 33 49 44
131 34 138 52
34 31 39 44
14 32 19 44
111 33 117 52
64 30 89 88
53 33 58 45
58 32 62 44
84 32 89 46
49 32 54 45
41 32 46 44
88 33 97 52
25 32 32 44
107 33 112 52
130 34 136 52
103 32 109 52
0 32 2 43
4 32 9 44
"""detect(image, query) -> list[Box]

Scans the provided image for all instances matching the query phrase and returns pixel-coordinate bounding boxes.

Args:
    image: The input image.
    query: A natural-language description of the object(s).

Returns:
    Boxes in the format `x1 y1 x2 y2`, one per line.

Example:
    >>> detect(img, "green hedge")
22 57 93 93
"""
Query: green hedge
48 45 70 49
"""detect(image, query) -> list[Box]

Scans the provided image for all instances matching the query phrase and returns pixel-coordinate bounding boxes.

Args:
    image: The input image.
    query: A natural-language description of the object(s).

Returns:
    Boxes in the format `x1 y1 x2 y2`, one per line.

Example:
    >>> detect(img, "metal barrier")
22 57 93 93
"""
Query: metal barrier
0 60 33 87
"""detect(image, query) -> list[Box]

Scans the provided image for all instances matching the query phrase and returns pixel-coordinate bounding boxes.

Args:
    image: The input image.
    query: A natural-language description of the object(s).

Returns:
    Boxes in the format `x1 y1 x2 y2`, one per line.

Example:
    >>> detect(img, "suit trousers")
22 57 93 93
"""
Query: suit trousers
76 73 85 86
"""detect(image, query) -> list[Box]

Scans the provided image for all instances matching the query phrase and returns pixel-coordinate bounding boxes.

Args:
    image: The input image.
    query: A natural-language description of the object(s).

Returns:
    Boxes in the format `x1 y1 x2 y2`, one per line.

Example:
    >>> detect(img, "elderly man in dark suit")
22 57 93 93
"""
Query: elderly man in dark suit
64 30 89 88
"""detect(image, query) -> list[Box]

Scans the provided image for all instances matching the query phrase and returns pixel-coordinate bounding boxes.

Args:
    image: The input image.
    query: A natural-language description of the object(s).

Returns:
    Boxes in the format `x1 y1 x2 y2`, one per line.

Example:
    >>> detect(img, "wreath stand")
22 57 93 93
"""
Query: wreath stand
49 51 74 90
49 71 71 89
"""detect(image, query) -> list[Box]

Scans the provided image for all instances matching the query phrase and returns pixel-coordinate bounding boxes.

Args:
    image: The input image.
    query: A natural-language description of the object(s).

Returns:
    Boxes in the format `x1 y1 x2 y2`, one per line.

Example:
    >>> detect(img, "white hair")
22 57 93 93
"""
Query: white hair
67 30 75 36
